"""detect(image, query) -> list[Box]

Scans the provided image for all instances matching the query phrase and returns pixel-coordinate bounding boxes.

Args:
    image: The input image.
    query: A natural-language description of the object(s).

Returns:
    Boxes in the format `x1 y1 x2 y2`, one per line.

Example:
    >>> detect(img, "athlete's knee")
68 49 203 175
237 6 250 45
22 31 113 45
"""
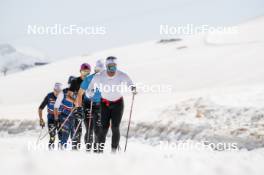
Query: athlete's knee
111 126 120 135
98 128 108 141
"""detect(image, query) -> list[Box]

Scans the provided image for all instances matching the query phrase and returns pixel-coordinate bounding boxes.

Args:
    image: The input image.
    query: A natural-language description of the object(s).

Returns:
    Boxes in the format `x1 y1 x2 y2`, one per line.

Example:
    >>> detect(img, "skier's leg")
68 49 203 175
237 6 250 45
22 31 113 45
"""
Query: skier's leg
84 108 94 151
72 117 82 150
93 104 101 152
111 99 124 151
82 101 93 151
70 106 83 150
58 113 71 149
83 113 88 147
47 114 56 149
69 115 75 142
97 102 111 152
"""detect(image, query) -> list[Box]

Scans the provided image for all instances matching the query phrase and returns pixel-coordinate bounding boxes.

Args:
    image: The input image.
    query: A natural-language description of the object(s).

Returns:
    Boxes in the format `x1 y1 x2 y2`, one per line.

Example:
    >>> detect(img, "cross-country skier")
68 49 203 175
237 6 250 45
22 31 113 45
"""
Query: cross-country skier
87 56 136 153
75 59 104 152
67 63 91 150
54 76 75 149
38 82 63 149
64 76 77 142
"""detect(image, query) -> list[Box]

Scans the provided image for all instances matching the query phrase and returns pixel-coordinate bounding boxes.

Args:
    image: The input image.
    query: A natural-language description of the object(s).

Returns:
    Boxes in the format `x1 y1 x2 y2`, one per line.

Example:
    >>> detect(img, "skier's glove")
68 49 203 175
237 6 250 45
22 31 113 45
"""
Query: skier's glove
131 86 137 95
39 118 45 128
87 89 95 98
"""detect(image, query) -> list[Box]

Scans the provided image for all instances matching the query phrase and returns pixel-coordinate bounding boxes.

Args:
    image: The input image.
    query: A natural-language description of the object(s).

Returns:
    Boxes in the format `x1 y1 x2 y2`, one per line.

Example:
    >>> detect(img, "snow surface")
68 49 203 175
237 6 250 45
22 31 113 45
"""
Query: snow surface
0 16 264 175
1 135 264 175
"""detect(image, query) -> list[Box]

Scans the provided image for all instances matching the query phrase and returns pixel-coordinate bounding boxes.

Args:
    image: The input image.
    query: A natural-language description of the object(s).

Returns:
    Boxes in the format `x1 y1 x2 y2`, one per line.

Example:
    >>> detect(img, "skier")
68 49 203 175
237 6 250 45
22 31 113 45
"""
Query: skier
54 76 75 149
65 76 77 143
67 63 91 150
87 56 136 153
38 82 63 149
75 59 104 152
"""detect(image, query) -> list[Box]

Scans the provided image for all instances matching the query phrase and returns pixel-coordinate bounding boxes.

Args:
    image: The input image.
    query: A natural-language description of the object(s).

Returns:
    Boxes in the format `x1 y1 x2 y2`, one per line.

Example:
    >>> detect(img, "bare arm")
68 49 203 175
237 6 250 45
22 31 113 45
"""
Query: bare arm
38 95 48 127
38 109 43 120
38 95 48 120
75 88 85 107
67 91 75 103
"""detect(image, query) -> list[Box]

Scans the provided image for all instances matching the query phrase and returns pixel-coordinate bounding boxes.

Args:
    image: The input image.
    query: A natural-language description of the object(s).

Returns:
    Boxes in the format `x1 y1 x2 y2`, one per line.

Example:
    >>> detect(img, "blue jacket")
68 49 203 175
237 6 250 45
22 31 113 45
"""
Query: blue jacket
80 73 101 103
39 92 57 114
59 88 74 115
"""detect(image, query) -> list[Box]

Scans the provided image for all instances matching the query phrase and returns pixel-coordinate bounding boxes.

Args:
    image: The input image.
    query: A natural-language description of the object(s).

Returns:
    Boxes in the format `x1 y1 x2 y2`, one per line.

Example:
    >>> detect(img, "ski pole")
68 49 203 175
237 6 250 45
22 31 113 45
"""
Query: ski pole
71 106 86 141
124 93 136 152
87 99 93 144
71 118 83 140
56 107 76 133
39 107 76 141
36 126 44 145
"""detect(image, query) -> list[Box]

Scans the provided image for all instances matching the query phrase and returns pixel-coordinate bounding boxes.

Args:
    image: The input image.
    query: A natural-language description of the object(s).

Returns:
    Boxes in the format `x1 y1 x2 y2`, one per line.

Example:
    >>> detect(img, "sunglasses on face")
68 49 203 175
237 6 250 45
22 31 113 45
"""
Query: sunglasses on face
54 89 61 93
81 70 90 74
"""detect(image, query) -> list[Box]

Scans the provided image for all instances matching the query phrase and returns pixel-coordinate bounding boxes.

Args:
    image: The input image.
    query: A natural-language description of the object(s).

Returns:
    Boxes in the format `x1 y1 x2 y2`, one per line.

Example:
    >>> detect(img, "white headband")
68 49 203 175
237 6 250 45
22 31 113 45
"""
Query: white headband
105 58 117 66
54 82 62 91
95 60 105 70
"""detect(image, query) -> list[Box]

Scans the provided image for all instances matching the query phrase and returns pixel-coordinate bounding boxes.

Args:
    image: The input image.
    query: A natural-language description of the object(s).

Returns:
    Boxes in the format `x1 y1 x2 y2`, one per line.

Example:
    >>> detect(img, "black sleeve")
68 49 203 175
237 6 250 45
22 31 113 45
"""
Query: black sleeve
63 88 68 94
39 94 48 110
69 79 76 92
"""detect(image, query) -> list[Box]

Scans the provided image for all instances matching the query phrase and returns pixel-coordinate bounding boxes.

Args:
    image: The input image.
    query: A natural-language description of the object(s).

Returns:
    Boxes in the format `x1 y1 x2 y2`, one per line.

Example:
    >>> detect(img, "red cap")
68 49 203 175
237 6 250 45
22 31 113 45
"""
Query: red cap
80 63 91 70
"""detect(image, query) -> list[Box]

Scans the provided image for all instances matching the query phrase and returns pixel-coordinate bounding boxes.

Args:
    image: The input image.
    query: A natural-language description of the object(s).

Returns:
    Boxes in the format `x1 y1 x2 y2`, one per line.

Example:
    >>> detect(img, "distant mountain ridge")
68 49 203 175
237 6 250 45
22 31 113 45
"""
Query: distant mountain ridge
0 44 48 76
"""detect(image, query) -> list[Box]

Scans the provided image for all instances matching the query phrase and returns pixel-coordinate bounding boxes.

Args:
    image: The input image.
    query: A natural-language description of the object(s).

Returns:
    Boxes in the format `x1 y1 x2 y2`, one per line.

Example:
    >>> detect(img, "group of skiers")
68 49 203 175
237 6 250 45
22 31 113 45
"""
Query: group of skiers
38 56 136 153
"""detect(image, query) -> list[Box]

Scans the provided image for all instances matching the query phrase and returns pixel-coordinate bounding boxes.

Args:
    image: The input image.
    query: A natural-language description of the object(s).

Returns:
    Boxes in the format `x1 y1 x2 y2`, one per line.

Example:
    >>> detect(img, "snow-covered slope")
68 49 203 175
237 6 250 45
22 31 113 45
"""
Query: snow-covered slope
205 16 264 45
1 17 264 150
0 44 47 76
